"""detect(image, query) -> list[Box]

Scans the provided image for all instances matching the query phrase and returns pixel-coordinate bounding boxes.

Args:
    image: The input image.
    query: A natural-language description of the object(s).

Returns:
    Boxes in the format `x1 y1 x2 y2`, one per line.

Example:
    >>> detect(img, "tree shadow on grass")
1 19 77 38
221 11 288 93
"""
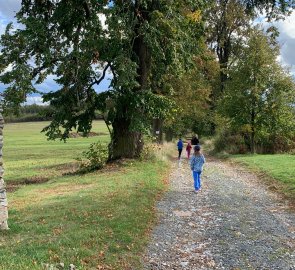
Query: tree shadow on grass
7 176 50 192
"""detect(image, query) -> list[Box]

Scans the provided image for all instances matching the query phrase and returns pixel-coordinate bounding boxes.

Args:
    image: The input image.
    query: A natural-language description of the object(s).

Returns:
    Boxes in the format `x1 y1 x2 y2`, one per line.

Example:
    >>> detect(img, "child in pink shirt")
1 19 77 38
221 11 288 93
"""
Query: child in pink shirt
186 141 192 159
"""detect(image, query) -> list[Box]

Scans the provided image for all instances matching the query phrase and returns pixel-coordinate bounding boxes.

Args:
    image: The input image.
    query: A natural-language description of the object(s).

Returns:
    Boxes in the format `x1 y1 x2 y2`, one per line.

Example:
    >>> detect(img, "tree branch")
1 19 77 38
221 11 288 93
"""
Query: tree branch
82 1 91 19
31 58 58 79
87 63 110 91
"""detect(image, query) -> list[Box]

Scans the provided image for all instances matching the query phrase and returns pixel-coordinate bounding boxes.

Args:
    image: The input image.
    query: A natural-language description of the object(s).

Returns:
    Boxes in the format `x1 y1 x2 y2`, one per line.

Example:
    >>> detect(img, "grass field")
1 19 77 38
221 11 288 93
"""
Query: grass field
231 154 295 197
4 121 110 184
0 121 169 270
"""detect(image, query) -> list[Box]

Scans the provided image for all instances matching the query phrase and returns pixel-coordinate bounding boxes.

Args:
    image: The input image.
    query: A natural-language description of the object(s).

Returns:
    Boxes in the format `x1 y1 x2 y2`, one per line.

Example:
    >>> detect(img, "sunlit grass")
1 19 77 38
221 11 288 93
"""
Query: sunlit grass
4 121 110 183
0 121 169 269
232 154 295 198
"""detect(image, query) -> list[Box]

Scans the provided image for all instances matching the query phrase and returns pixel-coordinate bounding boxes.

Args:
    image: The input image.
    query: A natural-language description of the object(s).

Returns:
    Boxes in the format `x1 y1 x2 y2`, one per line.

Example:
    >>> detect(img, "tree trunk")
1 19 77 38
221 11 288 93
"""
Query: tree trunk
108 117 143 160
0 112 8 230
165 128 174 142
152 118 163 144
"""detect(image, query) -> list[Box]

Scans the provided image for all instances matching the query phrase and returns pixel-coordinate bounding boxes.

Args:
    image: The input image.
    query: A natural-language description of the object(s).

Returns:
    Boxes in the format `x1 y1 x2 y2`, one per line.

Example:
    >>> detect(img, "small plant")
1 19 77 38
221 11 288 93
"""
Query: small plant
77 142 108 172
140 143 158 161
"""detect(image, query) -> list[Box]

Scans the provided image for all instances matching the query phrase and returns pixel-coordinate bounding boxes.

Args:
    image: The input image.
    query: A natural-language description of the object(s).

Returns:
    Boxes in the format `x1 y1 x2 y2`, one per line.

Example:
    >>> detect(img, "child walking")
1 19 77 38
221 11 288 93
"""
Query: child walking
186 141 192 159
190 145 205 192
177 138 183 160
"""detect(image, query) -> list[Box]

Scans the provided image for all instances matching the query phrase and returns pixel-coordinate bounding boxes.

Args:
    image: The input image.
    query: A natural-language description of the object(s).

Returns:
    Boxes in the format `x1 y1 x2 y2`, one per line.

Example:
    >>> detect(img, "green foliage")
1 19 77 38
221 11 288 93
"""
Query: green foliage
0 0 207 159
77 142 108 172
162 47 218 139
4 104 55 123
242 0 295 19
213 120 249 154
218 27 295 153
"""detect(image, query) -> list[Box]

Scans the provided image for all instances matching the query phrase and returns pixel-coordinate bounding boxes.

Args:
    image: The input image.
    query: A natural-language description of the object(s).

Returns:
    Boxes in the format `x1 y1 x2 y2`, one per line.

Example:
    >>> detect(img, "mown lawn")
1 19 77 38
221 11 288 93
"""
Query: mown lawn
0 121 169 270
231 154 295 197
4 121 110 183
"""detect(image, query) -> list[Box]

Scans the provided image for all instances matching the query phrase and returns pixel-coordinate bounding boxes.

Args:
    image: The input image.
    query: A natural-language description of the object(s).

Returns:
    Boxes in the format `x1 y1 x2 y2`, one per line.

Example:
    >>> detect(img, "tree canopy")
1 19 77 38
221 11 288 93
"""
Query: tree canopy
0 0 294 158
219 27 295 153
0 0 206 159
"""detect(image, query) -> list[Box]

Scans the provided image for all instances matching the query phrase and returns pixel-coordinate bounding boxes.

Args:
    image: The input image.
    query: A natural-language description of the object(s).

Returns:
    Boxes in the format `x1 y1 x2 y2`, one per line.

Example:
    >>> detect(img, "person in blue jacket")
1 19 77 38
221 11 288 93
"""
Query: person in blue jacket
177 138 183 159
190 145 206 192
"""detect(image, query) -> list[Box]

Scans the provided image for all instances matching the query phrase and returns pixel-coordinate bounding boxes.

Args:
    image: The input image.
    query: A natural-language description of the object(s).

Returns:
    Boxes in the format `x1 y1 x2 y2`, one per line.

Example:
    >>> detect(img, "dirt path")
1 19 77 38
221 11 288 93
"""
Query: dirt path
142 157 295 270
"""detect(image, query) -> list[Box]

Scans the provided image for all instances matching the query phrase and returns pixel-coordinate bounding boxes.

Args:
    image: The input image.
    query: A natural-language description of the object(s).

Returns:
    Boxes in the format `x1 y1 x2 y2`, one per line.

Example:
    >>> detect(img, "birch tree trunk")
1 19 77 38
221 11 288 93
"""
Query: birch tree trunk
0 112 8 230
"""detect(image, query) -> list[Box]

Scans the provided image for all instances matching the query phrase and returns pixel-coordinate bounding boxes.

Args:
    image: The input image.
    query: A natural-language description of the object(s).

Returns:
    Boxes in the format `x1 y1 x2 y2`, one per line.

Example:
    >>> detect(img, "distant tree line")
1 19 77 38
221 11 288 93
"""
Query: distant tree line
5 104 103 123
4 104 53 123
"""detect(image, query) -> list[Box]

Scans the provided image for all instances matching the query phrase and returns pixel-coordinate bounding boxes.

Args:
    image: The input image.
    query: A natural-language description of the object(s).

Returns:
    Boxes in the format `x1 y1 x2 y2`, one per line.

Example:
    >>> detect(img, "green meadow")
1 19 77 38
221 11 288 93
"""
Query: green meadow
231 154 295 198
4 121 110 183
0 121 169 270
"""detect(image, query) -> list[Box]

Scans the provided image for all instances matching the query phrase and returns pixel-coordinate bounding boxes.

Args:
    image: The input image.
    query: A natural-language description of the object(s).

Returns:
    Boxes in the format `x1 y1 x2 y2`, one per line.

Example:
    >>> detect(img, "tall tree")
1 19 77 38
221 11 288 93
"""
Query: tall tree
219 27 295 153
162 46 218 139
0 0 204 160
205 0 294 133
206 0 251 93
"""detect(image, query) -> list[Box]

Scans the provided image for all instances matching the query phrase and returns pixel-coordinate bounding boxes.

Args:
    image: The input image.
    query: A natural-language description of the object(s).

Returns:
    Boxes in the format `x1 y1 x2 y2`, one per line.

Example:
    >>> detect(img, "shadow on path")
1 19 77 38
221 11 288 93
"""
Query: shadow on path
142 157 295 269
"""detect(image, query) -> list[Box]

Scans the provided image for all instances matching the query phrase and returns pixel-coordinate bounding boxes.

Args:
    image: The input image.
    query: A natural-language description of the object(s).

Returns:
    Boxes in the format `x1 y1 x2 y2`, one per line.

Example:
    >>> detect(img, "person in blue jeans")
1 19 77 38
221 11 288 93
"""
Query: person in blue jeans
177 138 183 159
190 145 205 192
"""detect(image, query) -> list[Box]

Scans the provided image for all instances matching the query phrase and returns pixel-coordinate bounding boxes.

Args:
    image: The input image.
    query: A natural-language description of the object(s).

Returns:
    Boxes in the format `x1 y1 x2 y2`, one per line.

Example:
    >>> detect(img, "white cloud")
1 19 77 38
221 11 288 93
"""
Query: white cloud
99 13 107 30
277 13 295 39
261 11 295 74
24 96 48 106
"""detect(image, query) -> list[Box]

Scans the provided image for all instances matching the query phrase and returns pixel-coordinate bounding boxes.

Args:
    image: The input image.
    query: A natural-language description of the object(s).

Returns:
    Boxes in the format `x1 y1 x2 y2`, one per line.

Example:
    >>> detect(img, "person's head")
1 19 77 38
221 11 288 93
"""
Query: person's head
194 145 201 152
179 138 182 141
195 134 198 139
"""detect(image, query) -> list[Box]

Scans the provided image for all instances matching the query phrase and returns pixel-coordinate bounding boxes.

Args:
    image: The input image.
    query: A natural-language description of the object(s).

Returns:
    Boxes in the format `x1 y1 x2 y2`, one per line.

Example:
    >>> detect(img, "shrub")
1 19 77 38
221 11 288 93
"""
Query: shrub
213 125 249 154
140 143 158 161
77 142 108 172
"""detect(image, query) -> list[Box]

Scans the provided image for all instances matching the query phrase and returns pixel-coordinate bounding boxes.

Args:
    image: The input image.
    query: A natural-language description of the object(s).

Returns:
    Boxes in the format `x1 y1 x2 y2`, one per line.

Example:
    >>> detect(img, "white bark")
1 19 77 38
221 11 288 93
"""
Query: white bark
0 112 8 230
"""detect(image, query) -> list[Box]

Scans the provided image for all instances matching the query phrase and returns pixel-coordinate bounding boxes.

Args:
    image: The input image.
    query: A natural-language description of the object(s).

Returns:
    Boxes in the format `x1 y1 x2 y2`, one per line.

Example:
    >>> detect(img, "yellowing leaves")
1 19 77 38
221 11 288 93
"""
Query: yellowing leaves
187 10 202 23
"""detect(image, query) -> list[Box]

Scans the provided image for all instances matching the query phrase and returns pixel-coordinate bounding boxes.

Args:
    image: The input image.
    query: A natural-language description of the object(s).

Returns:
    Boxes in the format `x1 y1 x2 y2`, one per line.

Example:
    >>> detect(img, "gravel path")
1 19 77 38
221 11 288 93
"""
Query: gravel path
142 157 295 270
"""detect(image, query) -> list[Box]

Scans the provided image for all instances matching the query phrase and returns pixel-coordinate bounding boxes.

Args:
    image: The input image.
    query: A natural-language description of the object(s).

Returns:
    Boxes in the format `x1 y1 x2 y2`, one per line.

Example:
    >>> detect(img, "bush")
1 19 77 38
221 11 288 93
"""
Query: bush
213 125 249 154
77 142 108 172
140 143 158 161
213 123 295 154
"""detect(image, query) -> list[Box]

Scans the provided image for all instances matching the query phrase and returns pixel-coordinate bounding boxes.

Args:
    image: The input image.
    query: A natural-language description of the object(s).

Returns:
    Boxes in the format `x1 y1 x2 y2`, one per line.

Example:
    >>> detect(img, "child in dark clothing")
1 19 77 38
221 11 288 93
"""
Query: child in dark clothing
177 138 183 159
191 134 199 146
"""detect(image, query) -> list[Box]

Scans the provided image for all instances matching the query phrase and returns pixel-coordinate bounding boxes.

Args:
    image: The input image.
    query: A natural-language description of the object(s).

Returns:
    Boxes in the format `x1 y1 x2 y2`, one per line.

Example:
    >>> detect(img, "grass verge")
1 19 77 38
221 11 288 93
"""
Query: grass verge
230 154 295 199
1 121 170 269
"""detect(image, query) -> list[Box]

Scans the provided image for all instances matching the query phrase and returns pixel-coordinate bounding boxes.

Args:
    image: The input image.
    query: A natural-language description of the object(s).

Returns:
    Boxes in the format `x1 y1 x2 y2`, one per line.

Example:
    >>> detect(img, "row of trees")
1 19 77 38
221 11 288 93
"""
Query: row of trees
1 0 294 158
0 0 295 228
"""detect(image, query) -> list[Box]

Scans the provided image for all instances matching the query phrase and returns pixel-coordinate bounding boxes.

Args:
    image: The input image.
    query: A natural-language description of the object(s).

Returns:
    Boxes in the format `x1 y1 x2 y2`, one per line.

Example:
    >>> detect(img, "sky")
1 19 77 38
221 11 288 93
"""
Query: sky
0 0 111 105
0 1 295 105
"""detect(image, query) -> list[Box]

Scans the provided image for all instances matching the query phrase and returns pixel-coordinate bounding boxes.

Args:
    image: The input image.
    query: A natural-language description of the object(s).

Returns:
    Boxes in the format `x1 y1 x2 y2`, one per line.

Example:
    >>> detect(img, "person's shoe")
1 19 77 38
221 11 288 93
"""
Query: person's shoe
194 190 198 193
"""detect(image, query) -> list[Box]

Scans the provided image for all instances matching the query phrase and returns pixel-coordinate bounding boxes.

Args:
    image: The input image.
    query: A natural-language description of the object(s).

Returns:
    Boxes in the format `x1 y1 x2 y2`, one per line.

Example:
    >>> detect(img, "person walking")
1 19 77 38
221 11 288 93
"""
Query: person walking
186 141 192 159
191 134 199 146
190 145 205 192
177 138 183 160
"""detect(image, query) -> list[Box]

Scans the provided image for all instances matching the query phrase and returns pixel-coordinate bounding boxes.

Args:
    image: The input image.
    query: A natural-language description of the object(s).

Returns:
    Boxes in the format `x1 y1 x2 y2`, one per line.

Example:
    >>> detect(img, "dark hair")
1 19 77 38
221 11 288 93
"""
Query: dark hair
194 145 201 151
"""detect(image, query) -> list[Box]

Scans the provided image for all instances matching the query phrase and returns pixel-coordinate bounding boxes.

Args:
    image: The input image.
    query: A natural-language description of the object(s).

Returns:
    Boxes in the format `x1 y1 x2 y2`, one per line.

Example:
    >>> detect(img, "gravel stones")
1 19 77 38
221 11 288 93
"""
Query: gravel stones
142 157 295 269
